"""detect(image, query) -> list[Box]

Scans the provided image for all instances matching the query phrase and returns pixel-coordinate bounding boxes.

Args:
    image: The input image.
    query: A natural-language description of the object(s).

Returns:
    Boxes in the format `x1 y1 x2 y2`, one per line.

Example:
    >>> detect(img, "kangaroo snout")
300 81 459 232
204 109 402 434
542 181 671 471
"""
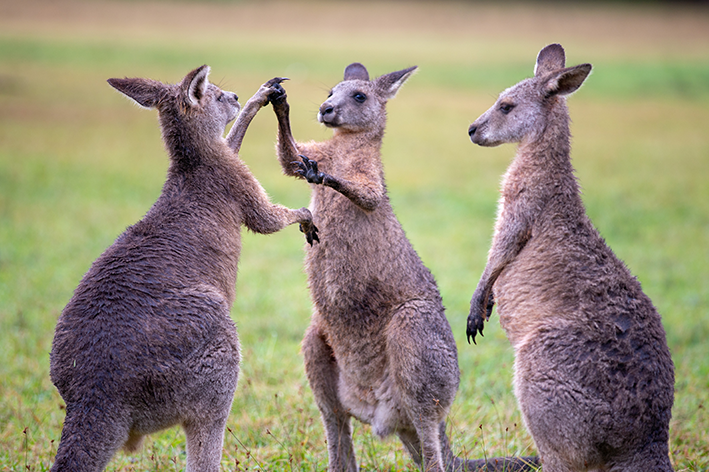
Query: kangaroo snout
468 124 477 139
318 102 335 124
468 122 486 145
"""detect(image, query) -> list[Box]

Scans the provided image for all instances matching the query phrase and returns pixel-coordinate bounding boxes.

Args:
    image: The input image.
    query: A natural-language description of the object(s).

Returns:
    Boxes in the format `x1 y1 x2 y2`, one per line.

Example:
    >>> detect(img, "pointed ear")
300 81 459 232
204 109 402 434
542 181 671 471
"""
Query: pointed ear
543 63 592 97
344 63 369 81
375 65 418 100
107 77 166 109
182 65 211 107
534 43 566 77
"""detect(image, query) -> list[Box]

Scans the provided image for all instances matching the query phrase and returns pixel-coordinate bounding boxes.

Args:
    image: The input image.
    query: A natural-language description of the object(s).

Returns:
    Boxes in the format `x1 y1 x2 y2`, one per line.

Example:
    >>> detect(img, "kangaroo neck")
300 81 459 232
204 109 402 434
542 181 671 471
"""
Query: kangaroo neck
513 102 577 186
161 114 225 176
503 101 582 213
329 128 383 164
333 125 383 143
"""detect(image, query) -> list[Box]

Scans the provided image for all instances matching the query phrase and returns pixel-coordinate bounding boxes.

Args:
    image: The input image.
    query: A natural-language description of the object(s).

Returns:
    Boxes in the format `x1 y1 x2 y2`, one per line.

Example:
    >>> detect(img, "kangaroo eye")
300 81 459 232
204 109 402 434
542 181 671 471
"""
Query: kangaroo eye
353 92 367 103
327 91 333 98
499 103 515 114
217 93 224 102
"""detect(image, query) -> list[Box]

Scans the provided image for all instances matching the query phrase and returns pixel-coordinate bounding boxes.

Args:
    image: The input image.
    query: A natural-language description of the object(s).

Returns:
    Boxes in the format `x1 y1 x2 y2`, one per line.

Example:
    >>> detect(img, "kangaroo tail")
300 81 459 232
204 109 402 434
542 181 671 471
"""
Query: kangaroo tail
439 422 540 471
449 456 541 471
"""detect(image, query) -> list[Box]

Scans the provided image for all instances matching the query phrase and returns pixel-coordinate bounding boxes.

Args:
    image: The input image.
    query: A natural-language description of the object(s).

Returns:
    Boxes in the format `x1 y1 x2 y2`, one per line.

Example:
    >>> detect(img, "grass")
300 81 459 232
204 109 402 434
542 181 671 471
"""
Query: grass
1 0 708 470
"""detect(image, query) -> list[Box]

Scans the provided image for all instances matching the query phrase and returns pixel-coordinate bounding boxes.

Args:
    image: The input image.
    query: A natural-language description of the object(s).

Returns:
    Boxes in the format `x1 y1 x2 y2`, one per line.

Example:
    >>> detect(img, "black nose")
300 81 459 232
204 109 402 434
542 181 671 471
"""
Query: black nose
468 125 477 138
233 93 238 101
320 104 334 115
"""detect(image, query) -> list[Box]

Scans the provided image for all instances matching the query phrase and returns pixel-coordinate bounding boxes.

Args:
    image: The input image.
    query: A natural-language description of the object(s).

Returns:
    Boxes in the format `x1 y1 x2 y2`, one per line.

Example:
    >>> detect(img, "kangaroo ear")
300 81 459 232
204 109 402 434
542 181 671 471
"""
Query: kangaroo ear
543 63 592 97
107 77 166 109
375 65 418 100
182 65 211 107
534 43 566 77
344 63 369 81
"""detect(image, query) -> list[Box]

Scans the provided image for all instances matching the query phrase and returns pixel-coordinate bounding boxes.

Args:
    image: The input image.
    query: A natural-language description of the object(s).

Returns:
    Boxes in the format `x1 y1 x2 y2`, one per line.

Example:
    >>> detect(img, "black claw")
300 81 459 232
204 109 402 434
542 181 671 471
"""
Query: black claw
265 77 289 87
295 155 324 184
265 77 290 105
485 292 495 320
299 222 320 246
467 302 486 346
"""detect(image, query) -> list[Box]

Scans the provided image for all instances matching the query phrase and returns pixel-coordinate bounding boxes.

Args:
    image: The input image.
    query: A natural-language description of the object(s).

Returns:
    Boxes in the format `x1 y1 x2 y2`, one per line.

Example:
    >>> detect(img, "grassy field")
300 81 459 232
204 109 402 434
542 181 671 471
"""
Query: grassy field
1 0 708 470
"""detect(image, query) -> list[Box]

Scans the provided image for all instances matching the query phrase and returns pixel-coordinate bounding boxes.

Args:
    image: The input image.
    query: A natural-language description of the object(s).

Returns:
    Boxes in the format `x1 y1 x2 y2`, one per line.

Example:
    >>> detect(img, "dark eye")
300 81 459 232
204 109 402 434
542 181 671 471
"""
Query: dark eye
353 92 366 103
499 103 515 114
217 93 224 102
327 91 333 98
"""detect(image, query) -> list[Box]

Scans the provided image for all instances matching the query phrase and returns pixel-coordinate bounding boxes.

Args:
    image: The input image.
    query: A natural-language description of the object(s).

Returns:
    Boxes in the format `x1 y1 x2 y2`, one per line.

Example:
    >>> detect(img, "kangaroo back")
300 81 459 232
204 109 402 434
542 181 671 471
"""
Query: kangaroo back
50 67 315 472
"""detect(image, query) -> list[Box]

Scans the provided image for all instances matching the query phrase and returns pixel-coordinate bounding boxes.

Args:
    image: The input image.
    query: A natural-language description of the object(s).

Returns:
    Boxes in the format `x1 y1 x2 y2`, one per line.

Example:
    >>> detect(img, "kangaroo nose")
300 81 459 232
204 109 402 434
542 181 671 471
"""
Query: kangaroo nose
468 124 477 138
233 93 238 101
320 104 334 116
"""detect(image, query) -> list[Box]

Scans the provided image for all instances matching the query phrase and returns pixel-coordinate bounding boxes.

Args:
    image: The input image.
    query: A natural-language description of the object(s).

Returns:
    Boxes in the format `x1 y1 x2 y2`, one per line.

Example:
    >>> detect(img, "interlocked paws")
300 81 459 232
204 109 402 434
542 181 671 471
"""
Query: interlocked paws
467 289 495 344
264 77 288 106
299 220 320 246
256 77 289 107
293 155 325 185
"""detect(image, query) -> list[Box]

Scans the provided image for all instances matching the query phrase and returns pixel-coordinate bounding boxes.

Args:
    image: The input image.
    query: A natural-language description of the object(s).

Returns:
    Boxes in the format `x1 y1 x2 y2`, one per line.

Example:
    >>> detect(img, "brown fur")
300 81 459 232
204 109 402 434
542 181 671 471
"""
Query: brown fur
467 44 675 471
49 67 316 472
257 63 538 472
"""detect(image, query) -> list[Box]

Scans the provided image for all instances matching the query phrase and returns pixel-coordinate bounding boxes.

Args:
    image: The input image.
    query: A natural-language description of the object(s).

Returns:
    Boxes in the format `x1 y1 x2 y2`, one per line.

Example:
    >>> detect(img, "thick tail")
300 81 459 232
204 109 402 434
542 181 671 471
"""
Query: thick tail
448 456 541 472
439 422 540 472
51 402 127 472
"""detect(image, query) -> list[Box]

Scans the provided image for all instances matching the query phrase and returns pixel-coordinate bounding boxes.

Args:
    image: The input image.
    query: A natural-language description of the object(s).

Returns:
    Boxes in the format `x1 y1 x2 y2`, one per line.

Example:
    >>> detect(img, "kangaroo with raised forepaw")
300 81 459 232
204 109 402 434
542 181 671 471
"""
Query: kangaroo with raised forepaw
263 63 538 472
50 67 316 472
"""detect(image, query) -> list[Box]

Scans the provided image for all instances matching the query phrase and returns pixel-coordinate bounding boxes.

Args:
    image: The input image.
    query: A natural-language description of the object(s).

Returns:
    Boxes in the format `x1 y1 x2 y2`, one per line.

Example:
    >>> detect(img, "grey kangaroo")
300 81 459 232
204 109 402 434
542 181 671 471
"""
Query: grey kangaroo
467 43 675 471
49 66 317 472
259 63 539 472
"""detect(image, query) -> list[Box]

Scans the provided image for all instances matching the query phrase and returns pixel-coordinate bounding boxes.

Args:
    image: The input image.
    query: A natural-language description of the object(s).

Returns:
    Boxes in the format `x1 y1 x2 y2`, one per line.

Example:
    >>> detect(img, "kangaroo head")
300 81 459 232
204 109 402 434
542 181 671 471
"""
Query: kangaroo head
468 44 592 147
318 63 417 134
107 65 240 142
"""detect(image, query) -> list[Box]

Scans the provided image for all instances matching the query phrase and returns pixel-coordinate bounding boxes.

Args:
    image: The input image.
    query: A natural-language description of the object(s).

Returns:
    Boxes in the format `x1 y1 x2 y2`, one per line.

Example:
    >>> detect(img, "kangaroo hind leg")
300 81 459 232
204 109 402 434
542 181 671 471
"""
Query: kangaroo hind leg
302 323 358 472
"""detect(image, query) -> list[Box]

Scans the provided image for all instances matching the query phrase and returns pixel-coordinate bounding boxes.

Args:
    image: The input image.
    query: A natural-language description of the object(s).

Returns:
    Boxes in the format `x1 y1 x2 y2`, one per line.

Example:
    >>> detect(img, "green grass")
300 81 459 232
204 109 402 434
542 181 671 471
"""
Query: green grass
1 0 708 470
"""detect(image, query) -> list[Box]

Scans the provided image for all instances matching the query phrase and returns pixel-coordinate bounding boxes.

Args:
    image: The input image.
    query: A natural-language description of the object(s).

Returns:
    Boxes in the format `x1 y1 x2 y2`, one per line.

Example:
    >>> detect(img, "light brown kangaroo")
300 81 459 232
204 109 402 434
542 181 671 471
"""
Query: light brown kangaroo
49 66 317 472
467 44 675 471
256 63 539 472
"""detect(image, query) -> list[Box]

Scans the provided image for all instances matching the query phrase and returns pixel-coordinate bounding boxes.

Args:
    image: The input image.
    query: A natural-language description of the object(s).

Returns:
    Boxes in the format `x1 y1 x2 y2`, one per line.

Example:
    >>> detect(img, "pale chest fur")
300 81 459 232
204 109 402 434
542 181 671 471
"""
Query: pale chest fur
491 160 582 349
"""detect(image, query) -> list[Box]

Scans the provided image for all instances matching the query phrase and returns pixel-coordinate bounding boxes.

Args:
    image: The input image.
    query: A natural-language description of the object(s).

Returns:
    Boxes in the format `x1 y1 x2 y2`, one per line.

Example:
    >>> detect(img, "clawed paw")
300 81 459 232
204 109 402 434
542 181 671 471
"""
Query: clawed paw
299 221 320 246
466 290 494 345
466 311 485 345
293 155 325 185
260 77 289 106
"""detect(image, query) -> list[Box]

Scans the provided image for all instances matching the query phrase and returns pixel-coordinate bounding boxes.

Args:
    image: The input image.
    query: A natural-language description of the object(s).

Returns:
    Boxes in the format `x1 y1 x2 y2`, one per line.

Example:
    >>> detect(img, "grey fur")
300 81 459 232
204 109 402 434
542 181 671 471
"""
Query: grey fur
257 63 539 472
49 67 316 472
467 44 675 471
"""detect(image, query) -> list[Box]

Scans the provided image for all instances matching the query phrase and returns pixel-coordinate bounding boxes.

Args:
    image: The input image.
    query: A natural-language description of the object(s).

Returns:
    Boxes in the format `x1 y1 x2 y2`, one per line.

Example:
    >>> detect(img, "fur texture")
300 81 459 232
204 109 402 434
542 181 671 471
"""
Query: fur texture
467 44 675 472
258 63 538 472
50 68 316 472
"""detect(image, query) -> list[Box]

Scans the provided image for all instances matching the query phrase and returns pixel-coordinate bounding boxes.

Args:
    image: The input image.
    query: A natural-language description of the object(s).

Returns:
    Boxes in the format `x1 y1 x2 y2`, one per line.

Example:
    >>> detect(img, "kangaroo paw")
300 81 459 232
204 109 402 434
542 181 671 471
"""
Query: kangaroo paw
467 290 494 344
293 155 325 185
299 221 320 246
265 77 289 106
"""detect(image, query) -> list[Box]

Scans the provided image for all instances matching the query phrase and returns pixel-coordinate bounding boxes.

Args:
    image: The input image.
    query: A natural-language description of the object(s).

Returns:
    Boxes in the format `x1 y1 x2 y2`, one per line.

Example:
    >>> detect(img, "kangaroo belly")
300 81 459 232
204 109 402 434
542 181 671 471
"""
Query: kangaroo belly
338 365 407 438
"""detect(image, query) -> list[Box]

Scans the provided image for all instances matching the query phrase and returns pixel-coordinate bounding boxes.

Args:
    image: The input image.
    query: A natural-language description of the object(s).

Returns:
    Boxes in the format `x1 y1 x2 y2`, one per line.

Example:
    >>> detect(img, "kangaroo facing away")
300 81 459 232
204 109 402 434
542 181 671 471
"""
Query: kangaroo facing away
49 66 317 472
257 63 539 472
467 44 675 472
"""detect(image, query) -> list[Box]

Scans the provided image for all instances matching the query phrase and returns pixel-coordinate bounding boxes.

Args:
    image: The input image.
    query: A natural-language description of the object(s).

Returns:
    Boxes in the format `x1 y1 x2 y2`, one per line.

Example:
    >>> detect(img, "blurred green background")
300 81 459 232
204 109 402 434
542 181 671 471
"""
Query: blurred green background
1 0 708 470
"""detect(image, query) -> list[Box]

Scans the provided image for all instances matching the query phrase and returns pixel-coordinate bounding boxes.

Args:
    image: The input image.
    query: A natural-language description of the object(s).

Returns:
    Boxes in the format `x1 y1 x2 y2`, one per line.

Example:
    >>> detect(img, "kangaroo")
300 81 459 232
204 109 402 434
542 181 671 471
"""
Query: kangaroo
49 66 317 472
255 63 538 472
466 44 675 472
